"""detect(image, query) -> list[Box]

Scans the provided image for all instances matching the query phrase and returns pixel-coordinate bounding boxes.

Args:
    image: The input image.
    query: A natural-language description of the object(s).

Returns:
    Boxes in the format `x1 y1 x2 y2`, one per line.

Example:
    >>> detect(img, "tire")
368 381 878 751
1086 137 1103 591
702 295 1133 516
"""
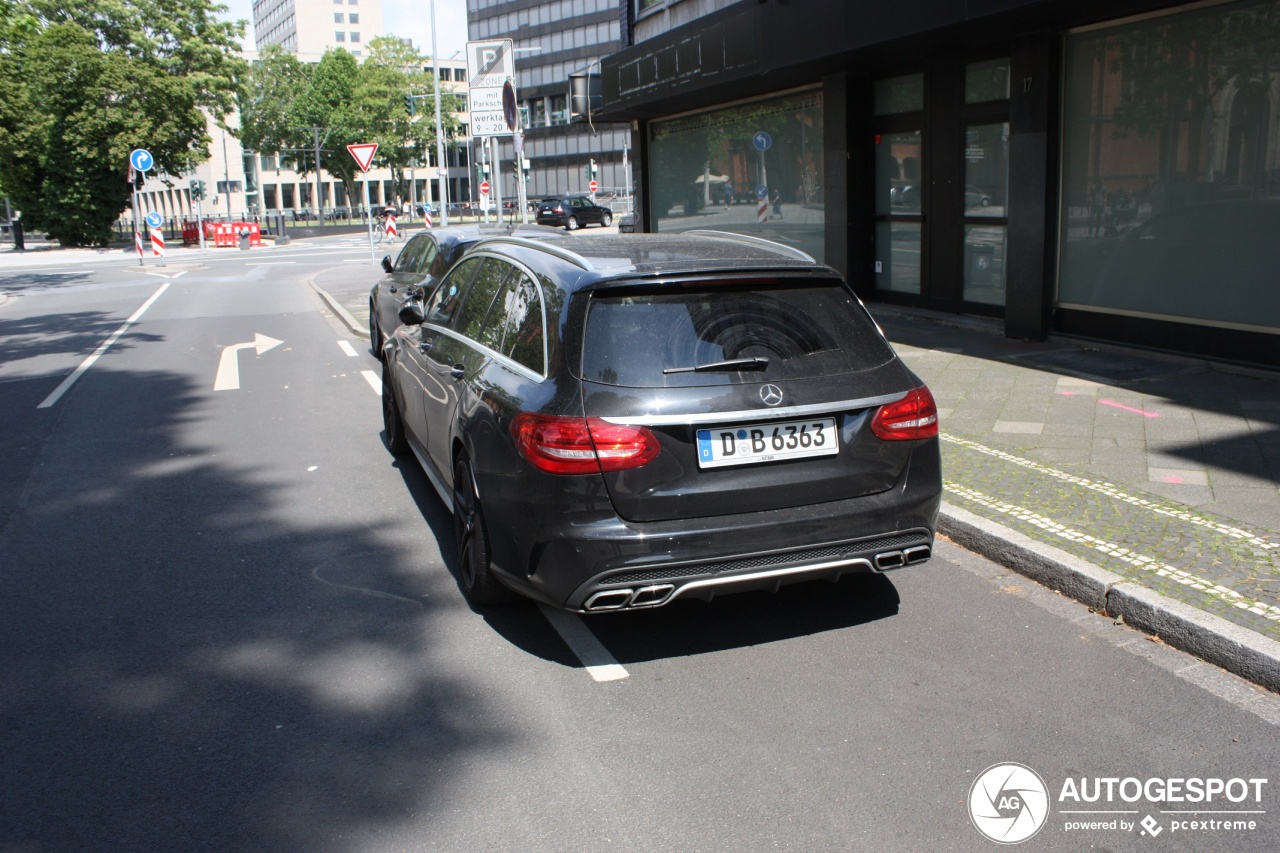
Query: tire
381 362 408 455
453 456 516 605
565 216 579 231
369 302 384 359
601 212 612 227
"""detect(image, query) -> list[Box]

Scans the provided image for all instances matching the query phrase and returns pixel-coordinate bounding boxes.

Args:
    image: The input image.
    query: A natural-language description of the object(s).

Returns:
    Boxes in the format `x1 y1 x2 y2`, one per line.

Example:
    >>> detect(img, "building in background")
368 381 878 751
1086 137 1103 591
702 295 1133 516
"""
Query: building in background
253 0 384 59
467 0 632 208
597 0 1280 368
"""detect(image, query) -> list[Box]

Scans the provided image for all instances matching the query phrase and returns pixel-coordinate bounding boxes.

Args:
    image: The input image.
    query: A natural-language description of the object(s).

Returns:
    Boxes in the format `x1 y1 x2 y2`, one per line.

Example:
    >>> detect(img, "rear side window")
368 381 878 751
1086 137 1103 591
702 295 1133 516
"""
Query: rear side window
453 258 513 339
395 236 426 272
413 241 439 275
498 273 546 375
581 279 895 387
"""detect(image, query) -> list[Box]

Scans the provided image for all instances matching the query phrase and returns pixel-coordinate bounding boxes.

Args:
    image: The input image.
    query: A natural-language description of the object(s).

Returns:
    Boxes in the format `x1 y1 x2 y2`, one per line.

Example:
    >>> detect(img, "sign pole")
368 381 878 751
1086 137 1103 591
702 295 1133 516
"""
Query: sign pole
347 143 380 262
363 179 374 261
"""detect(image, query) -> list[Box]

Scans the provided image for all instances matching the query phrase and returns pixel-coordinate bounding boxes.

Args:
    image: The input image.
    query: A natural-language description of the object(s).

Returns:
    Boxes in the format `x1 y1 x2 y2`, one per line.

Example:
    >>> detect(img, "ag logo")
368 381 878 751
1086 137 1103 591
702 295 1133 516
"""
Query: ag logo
968 763 1050 844
759 384 783 406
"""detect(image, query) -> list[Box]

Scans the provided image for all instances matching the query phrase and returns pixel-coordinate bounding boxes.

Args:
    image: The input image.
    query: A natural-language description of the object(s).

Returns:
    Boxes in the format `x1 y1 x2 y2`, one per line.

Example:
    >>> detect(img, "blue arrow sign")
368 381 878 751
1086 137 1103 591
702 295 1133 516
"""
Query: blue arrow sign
753 132 772 152
130 148 154 172
756 184 769 200
145 212 164 229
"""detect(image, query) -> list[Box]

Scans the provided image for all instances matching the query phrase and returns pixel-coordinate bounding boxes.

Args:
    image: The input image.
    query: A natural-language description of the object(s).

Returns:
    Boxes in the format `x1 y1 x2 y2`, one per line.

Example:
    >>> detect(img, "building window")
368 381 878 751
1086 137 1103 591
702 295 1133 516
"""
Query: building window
438 67 451 81
335 31 345 41
334 12 343 23
649 90 826 261
348 12 358 23
1058 0 1280 333
350 31 359 42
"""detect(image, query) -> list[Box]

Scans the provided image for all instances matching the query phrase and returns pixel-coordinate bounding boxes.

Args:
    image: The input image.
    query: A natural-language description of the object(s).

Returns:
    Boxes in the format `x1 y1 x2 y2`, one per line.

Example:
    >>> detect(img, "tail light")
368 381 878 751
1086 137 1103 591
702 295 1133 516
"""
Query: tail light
511 414 660 474
870 387 939 441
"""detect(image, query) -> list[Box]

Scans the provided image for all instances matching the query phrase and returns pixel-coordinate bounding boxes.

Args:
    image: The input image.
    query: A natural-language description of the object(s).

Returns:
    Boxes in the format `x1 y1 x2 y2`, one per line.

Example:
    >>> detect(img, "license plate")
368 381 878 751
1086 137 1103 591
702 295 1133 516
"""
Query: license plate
696 418 838 468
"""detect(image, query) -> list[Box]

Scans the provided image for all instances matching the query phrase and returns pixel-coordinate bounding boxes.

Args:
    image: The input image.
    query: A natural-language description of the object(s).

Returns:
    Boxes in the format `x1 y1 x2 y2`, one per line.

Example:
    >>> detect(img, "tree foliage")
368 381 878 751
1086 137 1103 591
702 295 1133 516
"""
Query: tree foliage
0 0 246 246
237 37 462 207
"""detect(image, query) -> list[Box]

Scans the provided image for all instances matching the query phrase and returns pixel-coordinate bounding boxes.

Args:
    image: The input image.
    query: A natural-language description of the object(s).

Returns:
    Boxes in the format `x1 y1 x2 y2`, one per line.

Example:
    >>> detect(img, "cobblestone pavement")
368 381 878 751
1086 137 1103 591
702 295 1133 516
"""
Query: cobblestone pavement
871 306 1280 643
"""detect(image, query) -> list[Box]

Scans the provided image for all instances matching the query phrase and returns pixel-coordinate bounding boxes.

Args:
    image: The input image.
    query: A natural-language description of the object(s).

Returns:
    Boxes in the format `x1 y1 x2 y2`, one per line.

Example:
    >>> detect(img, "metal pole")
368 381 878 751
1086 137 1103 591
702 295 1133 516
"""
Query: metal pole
131 183 144 266
364 178 375 262
314 125 323 225
494 139 504 227
221 130 232 222
430 0 450 226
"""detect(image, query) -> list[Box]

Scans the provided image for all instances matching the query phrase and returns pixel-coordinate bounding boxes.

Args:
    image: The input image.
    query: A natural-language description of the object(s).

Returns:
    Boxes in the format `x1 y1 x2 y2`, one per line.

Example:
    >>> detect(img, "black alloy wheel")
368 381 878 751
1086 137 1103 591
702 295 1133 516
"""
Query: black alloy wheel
452 456 515 605
381 362 408 455
369 302 384 359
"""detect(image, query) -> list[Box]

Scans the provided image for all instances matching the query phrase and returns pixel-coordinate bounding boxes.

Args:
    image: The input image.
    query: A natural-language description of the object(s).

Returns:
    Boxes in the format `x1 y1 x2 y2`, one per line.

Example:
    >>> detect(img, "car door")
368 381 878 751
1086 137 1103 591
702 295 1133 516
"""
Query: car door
421 257 516 474
396 256 483 466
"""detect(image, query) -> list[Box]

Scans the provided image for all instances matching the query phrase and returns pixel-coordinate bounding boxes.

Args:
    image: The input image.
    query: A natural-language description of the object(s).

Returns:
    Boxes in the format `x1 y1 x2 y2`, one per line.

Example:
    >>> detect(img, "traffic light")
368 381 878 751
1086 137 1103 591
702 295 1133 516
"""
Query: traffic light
189 179 206 200
405 94 417 116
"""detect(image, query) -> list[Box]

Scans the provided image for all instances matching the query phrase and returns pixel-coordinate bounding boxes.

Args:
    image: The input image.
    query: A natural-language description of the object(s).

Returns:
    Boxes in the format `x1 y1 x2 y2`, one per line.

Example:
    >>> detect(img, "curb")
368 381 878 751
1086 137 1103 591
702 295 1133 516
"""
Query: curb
310 281 367 339
940 502 1280 693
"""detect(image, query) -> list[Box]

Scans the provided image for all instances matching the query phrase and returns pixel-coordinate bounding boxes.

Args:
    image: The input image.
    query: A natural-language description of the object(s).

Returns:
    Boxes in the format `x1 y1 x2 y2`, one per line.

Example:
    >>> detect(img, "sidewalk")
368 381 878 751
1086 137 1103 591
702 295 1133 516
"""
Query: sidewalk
312 256 1280 687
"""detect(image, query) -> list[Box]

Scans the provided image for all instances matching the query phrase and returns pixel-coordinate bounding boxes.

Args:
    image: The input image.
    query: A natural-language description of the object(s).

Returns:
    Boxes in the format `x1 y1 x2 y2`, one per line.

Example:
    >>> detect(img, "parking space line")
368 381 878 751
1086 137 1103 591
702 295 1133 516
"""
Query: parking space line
337 340 358 357
538 604 630 682
361 370 381 395
37 282 171 409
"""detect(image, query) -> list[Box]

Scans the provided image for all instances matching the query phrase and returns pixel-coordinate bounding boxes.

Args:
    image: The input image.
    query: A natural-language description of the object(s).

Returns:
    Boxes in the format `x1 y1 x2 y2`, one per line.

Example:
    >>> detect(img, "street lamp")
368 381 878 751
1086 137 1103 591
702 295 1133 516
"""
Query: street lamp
429 0 449 226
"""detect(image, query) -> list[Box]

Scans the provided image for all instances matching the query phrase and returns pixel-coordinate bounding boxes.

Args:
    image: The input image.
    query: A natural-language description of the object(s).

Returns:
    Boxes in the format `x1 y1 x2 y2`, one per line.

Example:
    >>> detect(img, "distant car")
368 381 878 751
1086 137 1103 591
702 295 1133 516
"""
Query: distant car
368 224 564 358
964 185 992 208
535 194 613 230
380 231 942 611
617 211 637 233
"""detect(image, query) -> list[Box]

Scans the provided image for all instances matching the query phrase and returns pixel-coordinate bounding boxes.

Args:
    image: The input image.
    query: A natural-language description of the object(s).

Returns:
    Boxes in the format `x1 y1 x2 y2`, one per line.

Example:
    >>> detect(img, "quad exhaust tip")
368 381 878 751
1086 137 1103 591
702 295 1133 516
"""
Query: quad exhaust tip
874 545 932 571
584 584 675 612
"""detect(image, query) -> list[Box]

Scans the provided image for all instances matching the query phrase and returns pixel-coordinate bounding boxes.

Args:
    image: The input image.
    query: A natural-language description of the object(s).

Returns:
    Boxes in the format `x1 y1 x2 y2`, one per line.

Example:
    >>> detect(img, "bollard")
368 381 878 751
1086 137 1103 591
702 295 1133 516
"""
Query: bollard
275 212 290 245
12 220 24 251
239 227 250 250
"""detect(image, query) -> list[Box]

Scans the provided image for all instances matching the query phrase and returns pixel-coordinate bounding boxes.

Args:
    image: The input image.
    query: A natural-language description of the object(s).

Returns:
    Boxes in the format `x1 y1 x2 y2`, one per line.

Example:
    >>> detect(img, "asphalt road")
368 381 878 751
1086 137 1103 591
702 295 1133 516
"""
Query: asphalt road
1 239 1277 852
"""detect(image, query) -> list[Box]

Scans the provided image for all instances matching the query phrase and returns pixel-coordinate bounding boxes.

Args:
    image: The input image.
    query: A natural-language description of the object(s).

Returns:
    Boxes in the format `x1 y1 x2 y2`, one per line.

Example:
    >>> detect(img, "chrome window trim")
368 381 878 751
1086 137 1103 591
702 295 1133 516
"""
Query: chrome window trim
597 392 906 427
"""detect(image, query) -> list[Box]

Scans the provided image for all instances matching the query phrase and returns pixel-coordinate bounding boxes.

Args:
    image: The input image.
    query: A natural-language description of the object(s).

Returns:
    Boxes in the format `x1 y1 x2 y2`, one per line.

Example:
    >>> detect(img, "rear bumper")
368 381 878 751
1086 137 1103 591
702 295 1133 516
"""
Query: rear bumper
483 441 942 611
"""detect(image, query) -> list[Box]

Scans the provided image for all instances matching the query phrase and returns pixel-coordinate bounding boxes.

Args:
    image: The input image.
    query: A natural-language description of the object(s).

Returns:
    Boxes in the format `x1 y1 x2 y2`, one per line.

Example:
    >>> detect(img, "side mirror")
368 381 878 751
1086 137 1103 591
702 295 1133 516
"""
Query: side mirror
398 299 426 326
381 255 394 274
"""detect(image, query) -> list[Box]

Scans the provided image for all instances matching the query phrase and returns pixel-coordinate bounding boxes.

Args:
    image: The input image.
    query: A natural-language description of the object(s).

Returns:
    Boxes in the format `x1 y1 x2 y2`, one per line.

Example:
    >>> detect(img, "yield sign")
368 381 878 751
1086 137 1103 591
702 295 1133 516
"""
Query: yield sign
347 143 379 172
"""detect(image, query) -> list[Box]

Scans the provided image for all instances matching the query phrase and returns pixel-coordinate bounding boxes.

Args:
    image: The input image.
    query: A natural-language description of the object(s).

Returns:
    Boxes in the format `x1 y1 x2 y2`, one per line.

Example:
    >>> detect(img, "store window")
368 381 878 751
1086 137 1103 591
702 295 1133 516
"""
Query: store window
1059 0 1280 331
648 90 825 262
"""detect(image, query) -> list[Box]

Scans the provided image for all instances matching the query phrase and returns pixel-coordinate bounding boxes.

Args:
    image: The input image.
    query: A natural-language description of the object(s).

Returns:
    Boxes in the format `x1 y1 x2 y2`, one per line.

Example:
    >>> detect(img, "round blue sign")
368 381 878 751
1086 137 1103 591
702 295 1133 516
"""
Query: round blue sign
753 132 772 152
756 185 769 200
145 212 164 228
130 148 154 172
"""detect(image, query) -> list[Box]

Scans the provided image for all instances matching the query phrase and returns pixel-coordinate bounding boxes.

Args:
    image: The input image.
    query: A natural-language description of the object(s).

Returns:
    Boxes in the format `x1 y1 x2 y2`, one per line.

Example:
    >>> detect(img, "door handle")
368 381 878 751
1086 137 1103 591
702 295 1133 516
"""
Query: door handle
419 340 434 353
450 365 465 380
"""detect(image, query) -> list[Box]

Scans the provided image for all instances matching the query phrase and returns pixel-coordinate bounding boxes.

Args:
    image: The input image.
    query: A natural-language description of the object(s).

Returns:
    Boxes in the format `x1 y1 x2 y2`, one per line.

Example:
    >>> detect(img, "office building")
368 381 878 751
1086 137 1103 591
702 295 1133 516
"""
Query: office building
467 0 632 205
253 0 384 60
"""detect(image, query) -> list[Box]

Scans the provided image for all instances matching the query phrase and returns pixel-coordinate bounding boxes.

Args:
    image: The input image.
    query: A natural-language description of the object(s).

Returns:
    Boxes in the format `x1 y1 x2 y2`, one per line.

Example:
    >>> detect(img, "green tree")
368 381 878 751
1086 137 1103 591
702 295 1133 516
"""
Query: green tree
0 0 245 246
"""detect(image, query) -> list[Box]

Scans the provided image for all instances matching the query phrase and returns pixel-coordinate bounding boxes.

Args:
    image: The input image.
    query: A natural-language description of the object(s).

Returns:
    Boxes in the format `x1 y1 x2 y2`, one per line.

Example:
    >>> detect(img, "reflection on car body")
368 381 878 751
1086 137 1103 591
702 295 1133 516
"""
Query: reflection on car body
379 232 942 612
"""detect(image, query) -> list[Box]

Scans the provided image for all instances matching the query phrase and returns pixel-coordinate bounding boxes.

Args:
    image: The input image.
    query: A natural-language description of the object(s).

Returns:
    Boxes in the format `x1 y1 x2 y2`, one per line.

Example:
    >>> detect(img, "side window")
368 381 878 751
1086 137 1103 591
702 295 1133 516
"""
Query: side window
424 257 481 326
395 236 425 272
501 273 546 375
453 258 512 339
412 241 438 275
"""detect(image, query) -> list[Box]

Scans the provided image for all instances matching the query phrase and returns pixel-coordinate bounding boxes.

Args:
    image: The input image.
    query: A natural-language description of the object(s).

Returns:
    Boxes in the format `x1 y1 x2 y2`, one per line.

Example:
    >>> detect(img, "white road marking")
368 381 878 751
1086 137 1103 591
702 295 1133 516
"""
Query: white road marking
247 262 297 266
337 340 358 357
213 333 284 391
342 259 373 263
538 604 630 682
941 434 1279 550
37 282 171 409
946 482 1280 622
361 370 381 395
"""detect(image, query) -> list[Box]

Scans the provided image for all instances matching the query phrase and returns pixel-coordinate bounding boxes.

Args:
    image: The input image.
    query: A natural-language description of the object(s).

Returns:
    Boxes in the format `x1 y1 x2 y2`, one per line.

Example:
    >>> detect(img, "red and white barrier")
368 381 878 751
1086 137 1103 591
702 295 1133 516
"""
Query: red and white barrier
150 226 166 257
423 210 432 229
757 198 769 223
385 214 398 240
135 231 144 259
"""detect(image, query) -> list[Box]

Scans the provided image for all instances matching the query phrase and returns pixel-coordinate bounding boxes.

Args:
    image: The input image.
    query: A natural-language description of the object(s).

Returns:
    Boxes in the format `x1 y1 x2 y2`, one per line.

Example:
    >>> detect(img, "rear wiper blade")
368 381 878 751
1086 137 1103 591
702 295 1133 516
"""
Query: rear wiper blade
663 356 769 374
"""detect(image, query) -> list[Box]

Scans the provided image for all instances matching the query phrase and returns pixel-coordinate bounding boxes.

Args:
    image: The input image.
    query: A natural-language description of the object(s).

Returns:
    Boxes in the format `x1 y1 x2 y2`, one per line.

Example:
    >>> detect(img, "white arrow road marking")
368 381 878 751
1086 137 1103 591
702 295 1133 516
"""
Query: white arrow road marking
214 333 284 391
38 283 170 409
538 604 629 682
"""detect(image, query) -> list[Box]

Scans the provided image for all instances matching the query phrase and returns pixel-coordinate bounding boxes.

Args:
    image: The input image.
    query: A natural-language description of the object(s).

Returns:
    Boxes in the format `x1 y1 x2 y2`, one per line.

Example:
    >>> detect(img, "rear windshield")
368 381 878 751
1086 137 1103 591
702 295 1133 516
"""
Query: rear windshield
581 279 896 387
